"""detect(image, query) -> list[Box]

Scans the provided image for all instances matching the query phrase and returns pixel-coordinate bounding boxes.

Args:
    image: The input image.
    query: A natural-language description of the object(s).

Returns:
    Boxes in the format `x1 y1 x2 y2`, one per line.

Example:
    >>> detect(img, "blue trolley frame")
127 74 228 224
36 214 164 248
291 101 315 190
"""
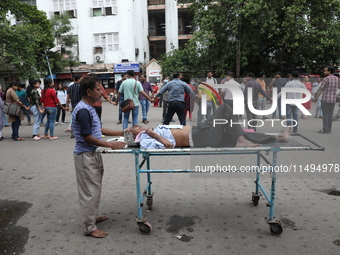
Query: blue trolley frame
98 133 324 235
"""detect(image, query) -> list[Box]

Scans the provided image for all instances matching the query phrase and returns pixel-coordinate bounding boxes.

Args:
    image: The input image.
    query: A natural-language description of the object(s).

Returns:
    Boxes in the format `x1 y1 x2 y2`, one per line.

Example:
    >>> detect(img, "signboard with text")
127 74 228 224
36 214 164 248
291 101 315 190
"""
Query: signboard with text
114 63 140 73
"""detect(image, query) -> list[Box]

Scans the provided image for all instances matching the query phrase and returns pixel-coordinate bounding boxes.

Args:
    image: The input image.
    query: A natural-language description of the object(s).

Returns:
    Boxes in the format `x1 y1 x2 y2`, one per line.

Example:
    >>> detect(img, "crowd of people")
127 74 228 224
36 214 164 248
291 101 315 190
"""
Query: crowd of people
0 66 339 142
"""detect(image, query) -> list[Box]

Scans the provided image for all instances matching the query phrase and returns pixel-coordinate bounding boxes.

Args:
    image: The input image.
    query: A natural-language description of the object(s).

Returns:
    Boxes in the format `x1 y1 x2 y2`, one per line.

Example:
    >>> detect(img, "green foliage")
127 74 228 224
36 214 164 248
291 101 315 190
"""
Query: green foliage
0 0 79 79
0 0 53 79
49 13 79 73
160 0 340 77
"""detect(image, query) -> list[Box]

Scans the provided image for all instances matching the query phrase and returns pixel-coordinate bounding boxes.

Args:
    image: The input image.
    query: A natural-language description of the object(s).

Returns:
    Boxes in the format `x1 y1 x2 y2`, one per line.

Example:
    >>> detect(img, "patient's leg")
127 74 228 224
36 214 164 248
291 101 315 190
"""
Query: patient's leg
275 127 290 143
236 136 261 147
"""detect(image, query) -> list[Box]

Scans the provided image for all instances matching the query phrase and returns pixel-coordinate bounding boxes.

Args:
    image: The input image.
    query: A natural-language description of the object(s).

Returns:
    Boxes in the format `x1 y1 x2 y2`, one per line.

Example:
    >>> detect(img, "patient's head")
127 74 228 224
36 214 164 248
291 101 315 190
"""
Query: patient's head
127 125 146 136
124 125 146 147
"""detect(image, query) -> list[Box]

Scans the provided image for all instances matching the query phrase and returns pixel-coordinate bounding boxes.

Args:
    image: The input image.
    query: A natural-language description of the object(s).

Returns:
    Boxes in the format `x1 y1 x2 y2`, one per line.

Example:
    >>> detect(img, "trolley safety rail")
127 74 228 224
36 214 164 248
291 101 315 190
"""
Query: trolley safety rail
97 133 324 235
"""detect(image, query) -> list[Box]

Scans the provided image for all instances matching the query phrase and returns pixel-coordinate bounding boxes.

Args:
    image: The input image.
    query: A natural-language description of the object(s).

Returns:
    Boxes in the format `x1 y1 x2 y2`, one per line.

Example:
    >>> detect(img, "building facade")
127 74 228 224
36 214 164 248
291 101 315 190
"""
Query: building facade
1 0 193 87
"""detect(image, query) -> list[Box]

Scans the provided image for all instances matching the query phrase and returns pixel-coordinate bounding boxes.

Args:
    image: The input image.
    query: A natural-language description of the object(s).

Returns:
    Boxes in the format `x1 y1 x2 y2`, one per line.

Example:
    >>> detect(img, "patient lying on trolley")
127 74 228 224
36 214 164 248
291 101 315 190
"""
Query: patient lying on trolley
125 104 290 149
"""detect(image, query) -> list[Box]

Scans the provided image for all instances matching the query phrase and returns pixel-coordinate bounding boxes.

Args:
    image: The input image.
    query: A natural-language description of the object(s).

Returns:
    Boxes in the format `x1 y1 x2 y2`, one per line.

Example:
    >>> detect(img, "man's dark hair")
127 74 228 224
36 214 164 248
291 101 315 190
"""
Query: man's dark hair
275 71 282 76
29 79 40 86
173 72 181 78
121 73 127 77
80 76 98 97
127 70 135 77
326 66 335 74
9 82 19 87
291 71 299 78
227 71 234 78
258 72 265 78
246 72 254 78
73 74 82 81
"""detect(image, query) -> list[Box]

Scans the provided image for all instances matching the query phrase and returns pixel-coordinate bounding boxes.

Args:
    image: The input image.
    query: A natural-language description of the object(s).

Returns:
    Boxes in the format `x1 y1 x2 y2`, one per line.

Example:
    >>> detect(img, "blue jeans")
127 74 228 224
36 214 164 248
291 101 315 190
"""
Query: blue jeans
315 97 323 117
44 107 57 136
140 99 150 121
41 111 46 124
2 112 8 126
197 101 213 125
272 98 282 118
257 97 266 111
123 105 139 130
11 116 21 139
30 105 42 136
286 104 299 132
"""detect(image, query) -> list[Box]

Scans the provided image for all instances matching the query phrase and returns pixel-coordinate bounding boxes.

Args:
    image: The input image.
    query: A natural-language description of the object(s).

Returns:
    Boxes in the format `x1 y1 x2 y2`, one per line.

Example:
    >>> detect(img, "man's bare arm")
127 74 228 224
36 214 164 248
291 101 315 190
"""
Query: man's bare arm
101 128 124 137
83 134 125 149
145 127 173 148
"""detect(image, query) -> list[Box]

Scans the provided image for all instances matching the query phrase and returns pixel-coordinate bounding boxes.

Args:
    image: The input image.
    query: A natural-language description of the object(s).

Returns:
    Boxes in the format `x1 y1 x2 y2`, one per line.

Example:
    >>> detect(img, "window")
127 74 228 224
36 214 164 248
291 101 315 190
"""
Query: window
92 0 117 16
53 0 77 18
94 33 119 52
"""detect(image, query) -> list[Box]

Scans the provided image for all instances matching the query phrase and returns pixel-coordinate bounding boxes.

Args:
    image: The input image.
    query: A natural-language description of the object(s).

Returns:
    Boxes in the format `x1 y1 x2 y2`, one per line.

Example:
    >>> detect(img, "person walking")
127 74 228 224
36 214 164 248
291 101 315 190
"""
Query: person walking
139 74 154 124
41 79 67 140
284 71 306 133
244 73 271 130
114 70 154 130
256 72 267 119
314 66 340 134
89 73 114 122
155 72 195 126
114 73 128 124
159 77 173 123
16 84 31 125
55 83 67 125
269 71 286 119
0 84 9 127
301 75 312 119
66 74 82 137
5 82 29 141
28 79 44 140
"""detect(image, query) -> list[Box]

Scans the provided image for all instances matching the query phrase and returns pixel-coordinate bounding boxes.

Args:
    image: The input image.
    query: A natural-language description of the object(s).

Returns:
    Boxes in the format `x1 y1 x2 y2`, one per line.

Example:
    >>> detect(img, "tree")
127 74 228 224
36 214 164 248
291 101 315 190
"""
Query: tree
49 13 79 74
160 0 340 77
0 0 79 79
0 0 54 79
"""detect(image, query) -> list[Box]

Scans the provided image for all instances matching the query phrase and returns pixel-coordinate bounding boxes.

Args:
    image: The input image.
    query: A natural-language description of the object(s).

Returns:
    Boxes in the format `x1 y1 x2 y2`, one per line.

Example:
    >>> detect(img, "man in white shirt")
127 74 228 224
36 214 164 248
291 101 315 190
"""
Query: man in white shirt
220 71 242 120
285 71 306 133
205 71 217 88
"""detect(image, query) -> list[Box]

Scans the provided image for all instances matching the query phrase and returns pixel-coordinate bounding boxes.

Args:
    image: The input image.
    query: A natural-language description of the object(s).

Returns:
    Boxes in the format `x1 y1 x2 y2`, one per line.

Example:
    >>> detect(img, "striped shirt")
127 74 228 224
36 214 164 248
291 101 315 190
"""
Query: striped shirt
67 82 81 108
320 74 340 103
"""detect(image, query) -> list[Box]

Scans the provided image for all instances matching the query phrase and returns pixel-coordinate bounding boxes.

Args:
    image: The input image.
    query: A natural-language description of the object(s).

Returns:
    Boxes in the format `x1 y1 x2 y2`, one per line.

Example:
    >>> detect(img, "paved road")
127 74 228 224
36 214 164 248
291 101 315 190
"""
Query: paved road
0 101 339 255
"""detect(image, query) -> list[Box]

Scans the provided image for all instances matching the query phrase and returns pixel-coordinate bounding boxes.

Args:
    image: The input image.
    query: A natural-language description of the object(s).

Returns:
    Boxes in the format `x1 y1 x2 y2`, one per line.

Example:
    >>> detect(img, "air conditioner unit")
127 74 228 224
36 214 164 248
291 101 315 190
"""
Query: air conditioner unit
103 6 118 16
68 9 77 18
94 54 105 63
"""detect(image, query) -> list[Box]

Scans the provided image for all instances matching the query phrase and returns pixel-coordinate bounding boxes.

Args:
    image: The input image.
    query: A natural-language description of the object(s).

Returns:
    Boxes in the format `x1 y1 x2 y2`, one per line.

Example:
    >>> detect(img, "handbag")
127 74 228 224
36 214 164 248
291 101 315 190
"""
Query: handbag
120 81 137 113
2 101 21 116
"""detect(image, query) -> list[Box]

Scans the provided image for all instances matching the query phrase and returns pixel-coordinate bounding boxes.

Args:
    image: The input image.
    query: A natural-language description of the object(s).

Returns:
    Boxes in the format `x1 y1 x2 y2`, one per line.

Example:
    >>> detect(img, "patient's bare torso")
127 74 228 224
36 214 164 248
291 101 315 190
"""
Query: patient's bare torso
170 126 191 147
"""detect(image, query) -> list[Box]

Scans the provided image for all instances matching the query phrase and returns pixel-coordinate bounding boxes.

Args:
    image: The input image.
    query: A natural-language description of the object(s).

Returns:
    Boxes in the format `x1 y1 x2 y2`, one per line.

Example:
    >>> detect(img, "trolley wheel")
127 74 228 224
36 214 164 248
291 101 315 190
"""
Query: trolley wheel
146 197 153 210
269 223 283 236
252 195 260 206
138 222 152 235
